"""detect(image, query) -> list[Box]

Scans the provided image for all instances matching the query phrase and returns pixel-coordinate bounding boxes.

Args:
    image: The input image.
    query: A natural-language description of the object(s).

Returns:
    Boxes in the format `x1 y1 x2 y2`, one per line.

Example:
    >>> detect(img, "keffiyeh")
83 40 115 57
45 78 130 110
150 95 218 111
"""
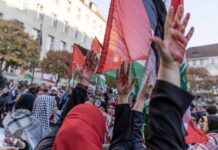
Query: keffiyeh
3 109 44 149
33 95 56 136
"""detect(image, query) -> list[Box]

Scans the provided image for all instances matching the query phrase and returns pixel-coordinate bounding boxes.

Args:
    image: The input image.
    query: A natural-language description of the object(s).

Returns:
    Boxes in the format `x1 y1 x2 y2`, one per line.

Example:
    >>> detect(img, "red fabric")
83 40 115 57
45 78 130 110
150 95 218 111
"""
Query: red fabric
185 120 209 144
70 44 86 73
91 37 102 54
171 0 184 16
19 66 26 75
97 0 152 73
53 104 105 150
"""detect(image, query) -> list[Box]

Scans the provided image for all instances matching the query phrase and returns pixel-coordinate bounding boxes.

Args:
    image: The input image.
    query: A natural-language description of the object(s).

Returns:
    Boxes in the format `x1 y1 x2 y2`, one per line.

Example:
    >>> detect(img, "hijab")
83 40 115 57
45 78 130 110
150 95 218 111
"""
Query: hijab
3 93 44 149
52 104 105 150
14 93 35 111
33 95 56 136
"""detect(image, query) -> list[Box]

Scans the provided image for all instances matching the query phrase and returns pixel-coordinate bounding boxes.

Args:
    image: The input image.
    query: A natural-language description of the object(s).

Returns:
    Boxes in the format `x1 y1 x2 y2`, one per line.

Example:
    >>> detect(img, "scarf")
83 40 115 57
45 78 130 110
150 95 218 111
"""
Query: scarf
3 109 44 149
33 95 56 136
53 104 105 150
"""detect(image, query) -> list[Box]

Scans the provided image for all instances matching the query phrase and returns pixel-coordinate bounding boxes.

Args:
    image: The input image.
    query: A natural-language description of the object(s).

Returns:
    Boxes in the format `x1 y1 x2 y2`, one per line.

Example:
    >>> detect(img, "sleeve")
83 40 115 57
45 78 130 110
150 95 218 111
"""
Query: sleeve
146 80 194 150
59 86 87 123
109 104 133 150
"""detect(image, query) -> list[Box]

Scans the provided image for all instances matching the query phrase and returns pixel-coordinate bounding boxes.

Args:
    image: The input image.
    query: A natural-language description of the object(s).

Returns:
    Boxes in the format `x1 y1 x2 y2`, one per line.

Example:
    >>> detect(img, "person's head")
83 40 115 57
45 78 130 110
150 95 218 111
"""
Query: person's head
14 93 35 111
199 115 218 133
98 101 107 113
107 102 116 117
206 105 218 115
53 104 105 150
51 87 58 95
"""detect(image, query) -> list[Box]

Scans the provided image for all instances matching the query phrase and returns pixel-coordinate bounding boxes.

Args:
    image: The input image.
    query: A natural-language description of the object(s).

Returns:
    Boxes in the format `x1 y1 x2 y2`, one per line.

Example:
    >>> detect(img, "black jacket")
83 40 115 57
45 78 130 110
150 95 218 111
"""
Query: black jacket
109 80 194 150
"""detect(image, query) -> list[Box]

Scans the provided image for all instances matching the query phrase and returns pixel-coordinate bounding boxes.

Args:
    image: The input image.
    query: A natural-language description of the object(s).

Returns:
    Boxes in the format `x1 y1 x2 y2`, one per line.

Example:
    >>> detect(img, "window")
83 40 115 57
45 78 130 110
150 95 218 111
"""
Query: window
93 20 96 30
211 57 215 64
66 0 72 13
60 41 67 50
53 0 59 4
46 35 54 51
74 28 79 39
200 59 204 65
77 8 81 20
86 14 89 24
193 60 196 65
16 0 28 10
0 13 3 19
83 34 87 43
51 13 57 27
63 21 69 33
36 4 44 20
32 28 40 40
99 25 103 35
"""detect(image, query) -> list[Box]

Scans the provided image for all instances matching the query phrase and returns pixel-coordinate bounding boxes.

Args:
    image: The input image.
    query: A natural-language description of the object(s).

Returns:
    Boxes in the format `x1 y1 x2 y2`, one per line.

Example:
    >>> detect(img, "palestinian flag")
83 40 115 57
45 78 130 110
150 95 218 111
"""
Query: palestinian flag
19 66 33 79
70 44 87 74
42 74 56 84
91 37 102 54
96 0 166 94
97 0 152 74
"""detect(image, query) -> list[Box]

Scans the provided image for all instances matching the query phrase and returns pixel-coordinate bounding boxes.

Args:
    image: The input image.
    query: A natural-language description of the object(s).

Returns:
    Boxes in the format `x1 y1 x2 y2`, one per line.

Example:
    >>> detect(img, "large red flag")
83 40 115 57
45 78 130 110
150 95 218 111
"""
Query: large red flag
97 0 152 73
70 44 86 74
91 37 102 54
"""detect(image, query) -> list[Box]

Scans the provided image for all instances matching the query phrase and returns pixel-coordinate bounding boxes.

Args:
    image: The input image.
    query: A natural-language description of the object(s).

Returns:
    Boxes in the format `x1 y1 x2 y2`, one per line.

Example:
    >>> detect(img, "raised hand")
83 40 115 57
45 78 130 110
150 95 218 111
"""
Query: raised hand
152 5 194 66
78 50 98 86
134 72 153 112
116 62 137 104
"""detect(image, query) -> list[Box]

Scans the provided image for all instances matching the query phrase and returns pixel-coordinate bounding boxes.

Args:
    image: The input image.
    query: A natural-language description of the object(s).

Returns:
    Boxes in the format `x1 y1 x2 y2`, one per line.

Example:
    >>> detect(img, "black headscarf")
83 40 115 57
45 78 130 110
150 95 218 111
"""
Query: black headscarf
14 93 36 111
208 115 218 133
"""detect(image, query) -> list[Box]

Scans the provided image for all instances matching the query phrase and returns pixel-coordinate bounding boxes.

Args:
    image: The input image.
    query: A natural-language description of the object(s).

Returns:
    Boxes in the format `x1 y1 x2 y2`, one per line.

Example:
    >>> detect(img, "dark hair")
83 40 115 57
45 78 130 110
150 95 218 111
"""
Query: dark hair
206 105 218 115
0 75 7 90
208 115 218 133
14 93 36 111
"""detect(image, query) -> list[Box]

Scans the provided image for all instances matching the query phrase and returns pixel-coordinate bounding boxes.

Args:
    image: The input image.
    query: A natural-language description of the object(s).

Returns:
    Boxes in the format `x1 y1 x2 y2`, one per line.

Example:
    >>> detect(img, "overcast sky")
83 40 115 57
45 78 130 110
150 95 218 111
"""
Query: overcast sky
92 0 218 48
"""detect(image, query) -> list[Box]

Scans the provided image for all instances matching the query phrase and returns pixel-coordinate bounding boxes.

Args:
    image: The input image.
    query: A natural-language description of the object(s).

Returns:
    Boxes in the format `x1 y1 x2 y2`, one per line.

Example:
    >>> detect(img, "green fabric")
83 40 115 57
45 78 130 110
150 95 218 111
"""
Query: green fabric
21 72 33 79
180 60 188 91
102 61 144 94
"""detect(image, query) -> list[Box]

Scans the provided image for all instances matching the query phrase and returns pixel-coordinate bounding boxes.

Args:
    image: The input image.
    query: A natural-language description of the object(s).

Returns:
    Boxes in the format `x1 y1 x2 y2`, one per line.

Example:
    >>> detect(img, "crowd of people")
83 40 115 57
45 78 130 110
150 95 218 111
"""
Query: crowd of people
0 5 217 150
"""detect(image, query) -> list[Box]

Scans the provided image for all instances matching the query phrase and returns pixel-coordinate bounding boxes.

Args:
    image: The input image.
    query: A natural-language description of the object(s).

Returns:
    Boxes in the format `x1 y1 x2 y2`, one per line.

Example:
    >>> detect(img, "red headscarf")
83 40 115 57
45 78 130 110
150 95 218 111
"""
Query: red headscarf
52 104 105 150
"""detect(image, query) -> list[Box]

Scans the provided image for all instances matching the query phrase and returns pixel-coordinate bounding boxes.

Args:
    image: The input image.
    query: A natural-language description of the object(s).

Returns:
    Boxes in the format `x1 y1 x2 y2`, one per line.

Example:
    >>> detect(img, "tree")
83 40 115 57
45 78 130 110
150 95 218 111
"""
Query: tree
187 67 216 98
40 50 71 84
0 19 41 74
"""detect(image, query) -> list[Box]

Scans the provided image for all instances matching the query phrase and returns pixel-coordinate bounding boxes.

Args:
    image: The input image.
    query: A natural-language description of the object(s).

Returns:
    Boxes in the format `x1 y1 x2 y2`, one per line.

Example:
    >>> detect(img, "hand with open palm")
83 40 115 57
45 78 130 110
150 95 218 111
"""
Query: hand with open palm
152 5 194 67
78 50 98 86
116 62 137 104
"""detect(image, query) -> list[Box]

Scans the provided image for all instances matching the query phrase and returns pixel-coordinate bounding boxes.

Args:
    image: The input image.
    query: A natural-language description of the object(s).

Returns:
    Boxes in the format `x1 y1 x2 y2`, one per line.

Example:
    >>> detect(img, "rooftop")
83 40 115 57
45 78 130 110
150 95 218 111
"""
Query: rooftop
186 43 218 59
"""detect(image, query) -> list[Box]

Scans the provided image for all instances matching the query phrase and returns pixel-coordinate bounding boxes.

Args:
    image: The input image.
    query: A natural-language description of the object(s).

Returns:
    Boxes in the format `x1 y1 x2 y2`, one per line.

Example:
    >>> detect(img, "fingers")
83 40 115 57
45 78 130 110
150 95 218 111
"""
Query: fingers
173 5 184 29
127 63 131 81
131 77 138 86
185 27 195 42
151 36 165 55
116 68 120 81
120 61 125 77
171 29 188 46
165 6 174 29
180 13 190 33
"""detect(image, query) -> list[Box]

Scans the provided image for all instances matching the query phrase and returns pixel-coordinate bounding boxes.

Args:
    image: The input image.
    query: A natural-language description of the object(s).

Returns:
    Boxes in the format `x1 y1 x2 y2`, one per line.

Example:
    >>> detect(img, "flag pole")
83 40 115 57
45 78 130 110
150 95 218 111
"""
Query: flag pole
95 74 100 95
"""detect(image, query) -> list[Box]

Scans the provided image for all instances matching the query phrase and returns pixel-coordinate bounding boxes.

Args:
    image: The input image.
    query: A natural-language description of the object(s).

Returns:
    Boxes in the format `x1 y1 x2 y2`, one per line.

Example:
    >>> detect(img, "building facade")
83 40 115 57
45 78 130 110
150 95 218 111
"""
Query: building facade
0 0 106 58
186 44 218 75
